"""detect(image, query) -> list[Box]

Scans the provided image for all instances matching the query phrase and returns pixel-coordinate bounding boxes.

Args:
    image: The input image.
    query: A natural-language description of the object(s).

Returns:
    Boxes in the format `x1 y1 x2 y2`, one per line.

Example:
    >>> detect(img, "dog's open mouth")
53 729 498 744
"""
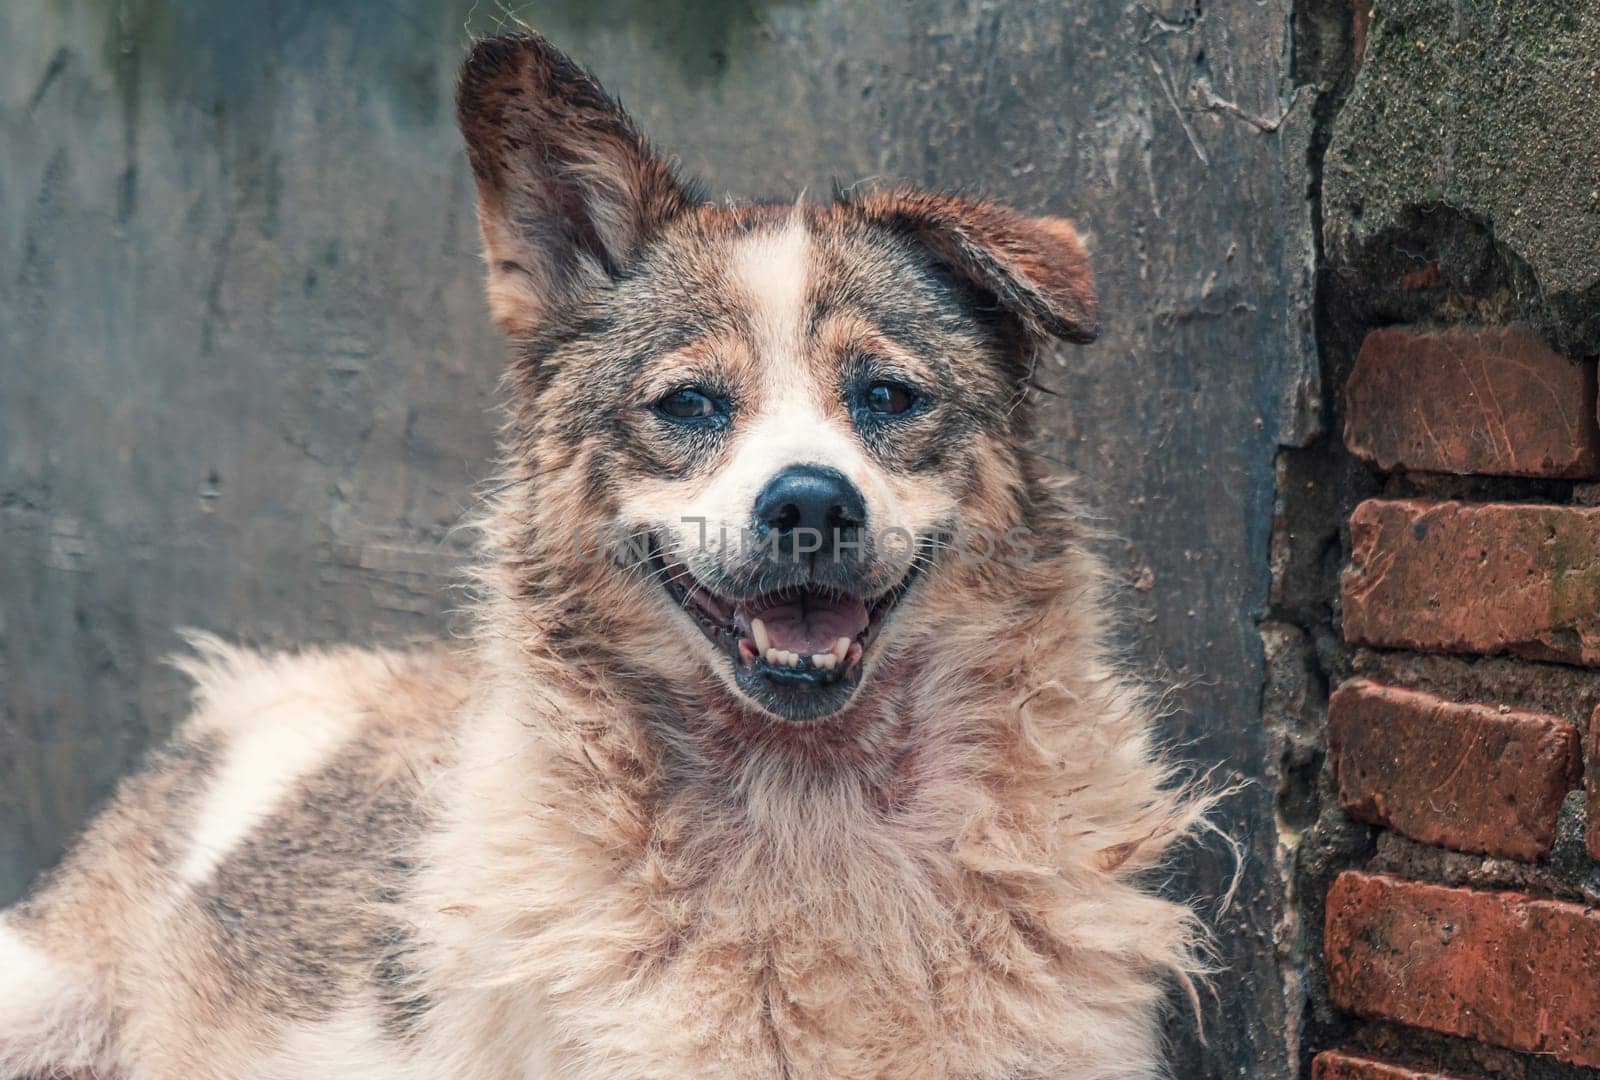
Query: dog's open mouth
652 545 919 719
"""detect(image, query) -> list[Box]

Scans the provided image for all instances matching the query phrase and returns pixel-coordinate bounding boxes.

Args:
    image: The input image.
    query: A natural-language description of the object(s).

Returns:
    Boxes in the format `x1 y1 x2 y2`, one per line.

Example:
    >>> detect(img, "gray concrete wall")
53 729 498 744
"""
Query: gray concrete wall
0 2 1315 1074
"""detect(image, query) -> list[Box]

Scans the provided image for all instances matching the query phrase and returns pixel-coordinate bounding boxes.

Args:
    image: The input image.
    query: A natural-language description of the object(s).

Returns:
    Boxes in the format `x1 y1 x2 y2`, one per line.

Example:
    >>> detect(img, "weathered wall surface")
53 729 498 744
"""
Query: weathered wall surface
0 2 1316 1074
1321 0 1600 354
1278 2 1600 1077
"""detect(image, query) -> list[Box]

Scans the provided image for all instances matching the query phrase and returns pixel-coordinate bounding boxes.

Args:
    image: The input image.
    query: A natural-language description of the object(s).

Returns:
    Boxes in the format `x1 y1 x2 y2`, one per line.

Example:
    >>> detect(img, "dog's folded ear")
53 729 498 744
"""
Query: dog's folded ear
456 33 699 335
853 191 1100 345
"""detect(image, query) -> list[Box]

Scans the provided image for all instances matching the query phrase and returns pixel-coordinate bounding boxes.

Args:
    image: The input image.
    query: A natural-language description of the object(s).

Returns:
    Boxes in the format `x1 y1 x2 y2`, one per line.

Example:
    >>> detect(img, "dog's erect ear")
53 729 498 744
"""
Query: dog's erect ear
854 191 1100 344
456 33 698 335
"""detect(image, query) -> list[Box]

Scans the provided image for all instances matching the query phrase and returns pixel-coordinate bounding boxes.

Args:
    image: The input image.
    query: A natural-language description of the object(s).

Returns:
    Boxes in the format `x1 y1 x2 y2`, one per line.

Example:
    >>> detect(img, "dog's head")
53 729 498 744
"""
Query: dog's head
458 33 1098 725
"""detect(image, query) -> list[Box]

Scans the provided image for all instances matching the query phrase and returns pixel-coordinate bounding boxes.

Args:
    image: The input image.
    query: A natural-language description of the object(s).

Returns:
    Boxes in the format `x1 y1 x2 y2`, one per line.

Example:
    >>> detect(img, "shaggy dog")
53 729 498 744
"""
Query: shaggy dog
0 32 1208 1080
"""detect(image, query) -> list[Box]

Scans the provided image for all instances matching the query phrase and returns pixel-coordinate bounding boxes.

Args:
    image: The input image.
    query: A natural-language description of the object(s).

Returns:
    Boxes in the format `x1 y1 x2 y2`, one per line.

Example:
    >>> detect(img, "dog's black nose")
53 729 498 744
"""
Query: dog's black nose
754 465 866 554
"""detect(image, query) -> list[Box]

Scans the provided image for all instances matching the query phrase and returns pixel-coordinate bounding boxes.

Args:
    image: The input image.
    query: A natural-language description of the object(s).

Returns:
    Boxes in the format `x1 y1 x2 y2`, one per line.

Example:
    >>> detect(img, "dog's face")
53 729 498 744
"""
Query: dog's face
458 34 1098 723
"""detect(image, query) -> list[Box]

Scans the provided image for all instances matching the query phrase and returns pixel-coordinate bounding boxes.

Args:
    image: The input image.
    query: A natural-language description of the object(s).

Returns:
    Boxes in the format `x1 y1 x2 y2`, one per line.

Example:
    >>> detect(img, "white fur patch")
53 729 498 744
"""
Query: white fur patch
179 680 364 885
0 919 102 1075
251 1009 431 1080
731 213 811 352
0 920 79 1028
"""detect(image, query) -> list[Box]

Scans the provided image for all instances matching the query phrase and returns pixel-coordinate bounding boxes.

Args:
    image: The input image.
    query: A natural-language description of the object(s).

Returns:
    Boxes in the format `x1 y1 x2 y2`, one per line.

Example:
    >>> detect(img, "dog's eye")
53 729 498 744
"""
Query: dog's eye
655 388 719 421
863 381 918 416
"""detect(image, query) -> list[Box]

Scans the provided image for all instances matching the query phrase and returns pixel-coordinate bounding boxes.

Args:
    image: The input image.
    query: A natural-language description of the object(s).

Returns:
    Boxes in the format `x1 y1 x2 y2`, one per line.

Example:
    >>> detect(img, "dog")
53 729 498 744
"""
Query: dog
0 31 1209 1080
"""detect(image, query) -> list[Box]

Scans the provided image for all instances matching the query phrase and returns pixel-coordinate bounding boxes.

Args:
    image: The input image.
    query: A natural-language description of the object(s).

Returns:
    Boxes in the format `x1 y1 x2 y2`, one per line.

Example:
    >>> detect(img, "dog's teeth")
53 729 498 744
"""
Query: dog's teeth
764 642 847 670
761 649 809 669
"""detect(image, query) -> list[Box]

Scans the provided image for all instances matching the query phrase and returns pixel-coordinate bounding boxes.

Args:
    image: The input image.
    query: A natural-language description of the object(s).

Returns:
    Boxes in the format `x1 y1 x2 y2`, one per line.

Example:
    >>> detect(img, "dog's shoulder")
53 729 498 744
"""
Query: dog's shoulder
17 634 474 930
4 638 475 1076
153 635 467 883
171 632 470 748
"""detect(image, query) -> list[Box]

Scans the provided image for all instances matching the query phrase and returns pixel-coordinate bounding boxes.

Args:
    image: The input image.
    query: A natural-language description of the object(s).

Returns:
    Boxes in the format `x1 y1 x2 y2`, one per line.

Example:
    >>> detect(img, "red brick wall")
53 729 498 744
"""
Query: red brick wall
1312 323 1600 1076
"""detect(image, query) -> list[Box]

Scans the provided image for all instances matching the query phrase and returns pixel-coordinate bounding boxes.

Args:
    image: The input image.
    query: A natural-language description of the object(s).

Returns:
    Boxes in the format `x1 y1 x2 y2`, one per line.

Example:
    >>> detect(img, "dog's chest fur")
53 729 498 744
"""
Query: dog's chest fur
393 649 1182 1080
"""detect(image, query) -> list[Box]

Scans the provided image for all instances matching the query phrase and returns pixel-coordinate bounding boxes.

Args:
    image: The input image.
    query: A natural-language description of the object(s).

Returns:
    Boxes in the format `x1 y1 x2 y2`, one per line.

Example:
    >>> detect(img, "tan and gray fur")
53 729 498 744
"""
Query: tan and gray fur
1 32 1211 1080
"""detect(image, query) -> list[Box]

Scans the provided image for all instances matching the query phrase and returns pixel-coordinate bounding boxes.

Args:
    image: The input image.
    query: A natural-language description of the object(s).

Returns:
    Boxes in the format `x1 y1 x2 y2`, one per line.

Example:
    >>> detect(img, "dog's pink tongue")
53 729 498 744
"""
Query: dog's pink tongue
750 594 869 653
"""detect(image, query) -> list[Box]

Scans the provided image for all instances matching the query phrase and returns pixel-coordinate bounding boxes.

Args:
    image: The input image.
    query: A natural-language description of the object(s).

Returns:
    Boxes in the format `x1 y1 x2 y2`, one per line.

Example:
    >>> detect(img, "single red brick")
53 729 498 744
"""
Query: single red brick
1344 326 1600 478
1329 680 1579 861
1314 1051 1466 1080
1325 872 1600 1067
1341 499 1600 665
